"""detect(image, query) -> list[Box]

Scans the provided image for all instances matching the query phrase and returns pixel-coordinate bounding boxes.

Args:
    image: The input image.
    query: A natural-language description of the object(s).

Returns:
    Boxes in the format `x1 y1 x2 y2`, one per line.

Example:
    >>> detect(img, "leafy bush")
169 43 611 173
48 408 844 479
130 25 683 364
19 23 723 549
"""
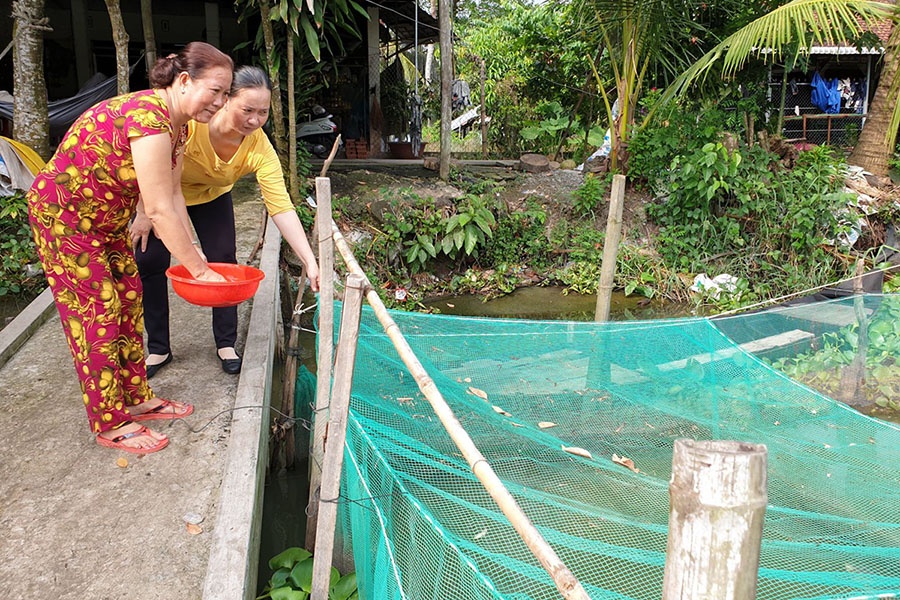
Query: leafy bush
441 194 496 259
366 190 496 276
484 200 550 268
572 172 611 216
627 93 731 190
0 191 42 297
258 547 358 600
647 140 851 299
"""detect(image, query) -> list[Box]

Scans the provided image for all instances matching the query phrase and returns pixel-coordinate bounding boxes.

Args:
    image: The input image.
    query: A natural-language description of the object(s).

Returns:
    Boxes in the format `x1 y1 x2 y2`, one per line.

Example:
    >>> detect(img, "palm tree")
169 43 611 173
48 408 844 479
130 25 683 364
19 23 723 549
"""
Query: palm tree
848 26 900 176
575 0 897 174
571 0 748 172
661 0 897 173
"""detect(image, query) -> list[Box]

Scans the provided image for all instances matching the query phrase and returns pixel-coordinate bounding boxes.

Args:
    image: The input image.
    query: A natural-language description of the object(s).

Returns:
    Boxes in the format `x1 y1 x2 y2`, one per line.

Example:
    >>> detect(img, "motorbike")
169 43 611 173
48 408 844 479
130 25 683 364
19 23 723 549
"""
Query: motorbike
296 104 339 158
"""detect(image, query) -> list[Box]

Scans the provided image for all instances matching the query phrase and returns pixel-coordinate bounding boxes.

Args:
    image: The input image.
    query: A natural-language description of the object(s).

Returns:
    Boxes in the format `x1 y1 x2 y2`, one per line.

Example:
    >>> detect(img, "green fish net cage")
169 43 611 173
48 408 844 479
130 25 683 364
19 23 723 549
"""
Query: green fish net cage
297 293 900 599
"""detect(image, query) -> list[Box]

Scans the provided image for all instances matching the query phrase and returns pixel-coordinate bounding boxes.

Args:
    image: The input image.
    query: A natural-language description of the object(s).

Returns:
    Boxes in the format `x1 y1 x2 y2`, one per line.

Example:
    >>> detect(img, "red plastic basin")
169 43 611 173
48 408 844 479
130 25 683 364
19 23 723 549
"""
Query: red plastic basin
165 263 265 308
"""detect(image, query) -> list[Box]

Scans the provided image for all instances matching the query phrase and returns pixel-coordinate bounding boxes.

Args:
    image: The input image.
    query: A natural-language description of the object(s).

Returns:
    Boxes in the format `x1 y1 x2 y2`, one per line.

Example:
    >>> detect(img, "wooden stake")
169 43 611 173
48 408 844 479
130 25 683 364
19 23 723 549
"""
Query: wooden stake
330 224 591 600
279 266 309 471
841 259 869 407
663 439 767 600
306 177 336 552
595 173 625 321
310 273 367 600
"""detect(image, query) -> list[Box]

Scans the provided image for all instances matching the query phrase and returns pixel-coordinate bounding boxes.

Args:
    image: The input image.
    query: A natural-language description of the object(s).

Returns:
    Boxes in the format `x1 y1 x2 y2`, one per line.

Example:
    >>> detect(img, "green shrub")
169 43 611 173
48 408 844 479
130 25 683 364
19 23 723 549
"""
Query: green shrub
0 191 42 297
572 173 611 216
485 200 550 268
647 140 851 300
258 547 358 600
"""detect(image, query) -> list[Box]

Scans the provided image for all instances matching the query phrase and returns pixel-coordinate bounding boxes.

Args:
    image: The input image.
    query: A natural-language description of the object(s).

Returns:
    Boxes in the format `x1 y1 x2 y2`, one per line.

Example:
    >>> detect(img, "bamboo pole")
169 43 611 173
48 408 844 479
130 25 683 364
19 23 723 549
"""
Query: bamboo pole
310 273 367 600
330 224 591 600
662 439 768 600
305 177 336 551
594 173 626 321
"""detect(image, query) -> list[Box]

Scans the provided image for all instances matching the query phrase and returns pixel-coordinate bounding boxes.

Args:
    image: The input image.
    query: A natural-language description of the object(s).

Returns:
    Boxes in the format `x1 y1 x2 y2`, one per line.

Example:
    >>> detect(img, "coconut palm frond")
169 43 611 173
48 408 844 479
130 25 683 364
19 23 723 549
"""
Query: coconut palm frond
719 0 894 78
654 0 896 113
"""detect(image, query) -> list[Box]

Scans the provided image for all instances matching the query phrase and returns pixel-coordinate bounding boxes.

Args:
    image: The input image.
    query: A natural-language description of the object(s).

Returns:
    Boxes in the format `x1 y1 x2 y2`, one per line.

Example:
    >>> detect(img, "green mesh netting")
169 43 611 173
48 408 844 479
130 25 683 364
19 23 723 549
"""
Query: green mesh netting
303 293 900 600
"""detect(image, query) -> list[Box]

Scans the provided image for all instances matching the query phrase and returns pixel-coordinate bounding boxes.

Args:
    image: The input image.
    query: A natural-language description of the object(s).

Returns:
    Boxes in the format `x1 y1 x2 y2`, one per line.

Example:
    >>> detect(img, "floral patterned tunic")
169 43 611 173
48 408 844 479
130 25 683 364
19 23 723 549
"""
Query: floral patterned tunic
27 90 186 433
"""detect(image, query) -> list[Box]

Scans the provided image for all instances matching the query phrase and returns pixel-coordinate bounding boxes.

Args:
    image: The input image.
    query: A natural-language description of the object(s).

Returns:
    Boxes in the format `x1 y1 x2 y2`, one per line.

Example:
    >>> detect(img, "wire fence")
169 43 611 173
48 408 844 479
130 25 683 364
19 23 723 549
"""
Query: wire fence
768 81 866 147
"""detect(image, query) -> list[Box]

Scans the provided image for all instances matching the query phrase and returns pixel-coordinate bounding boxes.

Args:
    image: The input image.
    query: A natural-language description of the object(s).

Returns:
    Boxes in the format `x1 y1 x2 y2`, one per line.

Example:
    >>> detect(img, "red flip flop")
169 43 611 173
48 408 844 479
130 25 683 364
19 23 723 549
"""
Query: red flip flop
96 425 169 455
131 398 194 422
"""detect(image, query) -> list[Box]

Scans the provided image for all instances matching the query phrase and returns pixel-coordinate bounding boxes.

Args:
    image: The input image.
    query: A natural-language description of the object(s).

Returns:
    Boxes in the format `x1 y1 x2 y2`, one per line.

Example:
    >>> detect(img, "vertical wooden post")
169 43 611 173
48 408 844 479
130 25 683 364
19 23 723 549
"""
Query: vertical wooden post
310 273 367 600
306 177 336 551
594 174 625 321
840 259 869 406
663 439 768 600
802 114 807 140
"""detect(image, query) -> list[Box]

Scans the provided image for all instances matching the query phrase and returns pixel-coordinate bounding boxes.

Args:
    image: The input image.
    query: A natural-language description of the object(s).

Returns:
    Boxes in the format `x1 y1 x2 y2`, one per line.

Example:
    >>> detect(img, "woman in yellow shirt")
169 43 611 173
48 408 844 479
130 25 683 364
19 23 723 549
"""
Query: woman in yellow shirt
131 65 320 376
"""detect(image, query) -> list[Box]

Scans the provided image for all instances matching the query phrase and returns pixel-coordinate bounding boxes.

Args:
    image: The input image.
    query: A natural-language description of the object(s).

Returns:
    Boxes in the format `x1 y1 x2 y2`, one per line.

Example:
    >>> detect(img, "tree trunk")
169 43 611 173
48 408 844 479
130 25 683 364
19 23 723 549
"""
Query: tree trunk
848 31 900 176
259 2 288 163
438 0 452 180
287 35 298 199
140 0 157 76
12 0 50 160
104 0 130 95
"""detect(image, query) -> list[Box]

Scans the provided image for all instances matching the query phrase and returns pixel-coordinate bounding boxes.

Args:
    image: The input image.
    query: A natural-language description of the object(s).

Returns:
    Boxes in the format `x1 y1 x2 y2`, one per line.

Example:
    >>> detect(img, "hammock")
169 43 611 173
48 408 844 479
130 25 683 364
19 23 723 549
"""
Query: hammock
300 293 900 599
0 58 142 138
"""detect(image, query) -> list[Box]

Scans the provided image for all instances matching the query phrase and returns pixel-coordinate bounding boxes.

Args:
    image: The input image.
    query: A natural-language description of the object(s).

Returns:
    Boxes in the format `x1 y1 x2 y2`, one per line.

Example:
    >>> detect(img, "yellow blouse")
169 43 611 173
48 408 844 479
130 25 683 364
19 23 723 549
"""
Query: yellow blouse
180 120 294 216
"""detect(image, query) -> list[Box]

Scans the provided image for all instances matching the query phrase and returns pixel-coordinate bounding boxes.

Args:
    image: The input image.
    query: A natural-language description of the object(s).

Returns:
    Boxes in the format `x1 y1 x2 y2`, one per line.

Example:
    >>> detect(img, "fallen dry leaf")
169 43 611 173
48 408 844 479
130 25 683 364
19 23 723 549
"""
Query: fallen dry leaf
538 421 557 429
116 457 128 468
186 523 203 535
467 386 488 400
492 405 511 416
612 453 640 473
563 446 593 459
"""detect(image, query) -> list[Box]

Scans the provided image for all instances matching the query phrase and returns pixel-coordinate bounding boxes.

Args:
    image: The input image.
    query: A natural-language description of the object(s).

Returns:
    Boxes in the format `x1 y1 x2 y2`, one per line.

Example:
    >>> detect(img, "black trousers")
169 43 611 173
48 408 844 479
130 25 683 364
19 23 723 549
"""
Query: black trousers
136 191 238 355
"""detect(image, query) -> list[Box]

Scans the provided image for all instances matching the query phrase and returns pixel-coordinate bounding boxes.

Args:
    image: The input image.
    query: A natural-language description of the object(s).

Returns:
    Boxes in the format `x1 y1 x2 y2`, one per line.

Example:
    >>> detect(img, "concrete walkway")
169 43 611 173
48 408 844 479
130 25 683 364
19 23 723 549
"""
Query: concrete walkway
0 191 277 600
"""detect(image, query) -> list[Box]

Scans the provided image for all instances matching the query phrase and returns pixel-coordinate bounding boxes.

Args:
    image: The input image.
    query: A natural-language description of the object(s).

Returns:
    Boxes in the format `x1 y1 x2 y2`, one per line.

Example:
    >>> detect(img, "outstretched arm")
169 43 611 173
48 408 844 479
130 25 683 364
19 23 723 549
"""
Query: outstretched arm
272 211 320 292
132 133 221 281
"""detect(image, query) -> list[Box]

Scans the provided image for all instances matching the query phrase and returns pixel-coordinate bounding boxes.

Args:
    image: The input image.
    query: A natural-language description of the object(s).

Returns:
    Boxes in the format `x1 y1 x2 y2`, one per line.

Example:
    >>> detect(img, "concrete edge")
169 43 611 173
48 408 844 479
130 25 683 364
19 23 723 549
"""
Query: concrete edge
0 287 55 371
202 217 281 600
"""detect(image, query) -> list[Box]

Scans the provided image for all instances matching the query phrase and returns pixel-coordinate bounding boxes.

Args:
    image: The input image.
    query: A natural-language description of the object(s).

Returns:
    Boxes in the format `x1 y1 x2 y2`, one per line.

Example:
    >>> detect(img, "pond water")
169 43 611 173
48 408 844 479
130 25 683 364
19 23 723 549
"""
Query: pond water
423 286 697 321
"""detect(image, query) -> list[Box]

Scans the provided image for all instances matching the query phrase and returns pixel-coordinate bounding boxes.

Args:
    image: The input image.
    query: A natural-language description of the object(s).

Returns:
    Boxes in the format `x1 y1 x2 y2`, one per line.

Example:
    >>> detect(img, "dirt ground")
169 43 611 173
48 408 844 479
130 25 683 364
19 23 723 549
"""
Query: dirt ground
324 164 655 248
